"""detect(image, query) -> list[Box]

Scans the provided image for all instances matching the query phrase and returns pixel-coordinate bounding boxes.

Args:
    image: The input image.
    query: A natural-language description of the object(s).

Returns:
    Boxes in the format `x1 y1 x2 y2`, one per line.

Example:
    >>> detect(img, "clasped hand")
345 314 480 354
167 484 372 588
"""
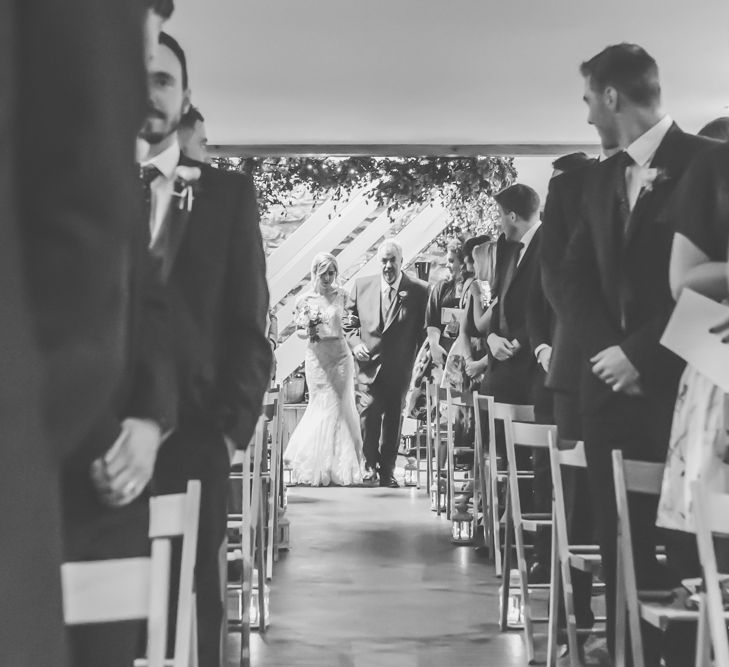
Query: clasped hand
353 343 371 362
487 334 520 361
590 345 642 395
90 418 162 507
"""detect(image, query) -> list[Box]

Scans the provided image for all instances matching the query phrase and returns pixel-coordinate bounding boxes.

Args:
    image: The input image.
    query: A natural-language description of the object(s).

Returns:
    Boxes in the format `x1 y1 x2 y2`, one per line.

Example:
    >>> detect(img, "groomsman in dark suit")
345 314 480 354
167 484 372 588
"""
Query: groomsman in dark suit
533 152 604 642
562 43 716 663
4 1 149 666
141 33 271 666
345 240 429 488
483 184 542 407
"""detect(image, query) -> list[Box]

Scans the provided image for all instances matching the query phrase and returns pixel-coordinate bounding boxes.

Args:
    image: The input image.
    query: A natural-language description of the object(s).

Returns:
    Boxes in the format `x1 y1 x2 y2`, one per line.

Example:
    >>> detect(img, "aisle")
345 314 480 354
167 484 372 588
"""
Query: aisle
233 485 527 666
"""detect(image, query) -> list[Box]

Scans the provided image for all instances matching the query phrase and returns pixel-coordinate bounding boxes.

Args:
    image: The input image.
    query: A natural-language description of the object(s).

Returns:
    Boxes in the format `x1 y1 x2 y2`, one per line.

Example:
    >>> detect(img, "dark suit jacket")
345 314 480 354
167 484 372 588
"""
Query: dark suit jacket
540 162 597 393
345 271 429 393
483 229 542 404
3 1 146 665
163 155 271 449
562 125 716 413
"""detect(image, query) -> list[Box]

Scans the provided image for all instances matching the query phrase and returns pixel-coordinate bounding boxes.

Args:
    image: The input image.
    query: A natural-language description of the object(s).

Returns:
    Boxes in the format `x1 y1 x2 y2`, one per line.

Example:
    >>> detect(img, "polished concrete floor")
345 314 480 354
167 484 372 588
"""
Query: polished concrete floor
227 482 608 667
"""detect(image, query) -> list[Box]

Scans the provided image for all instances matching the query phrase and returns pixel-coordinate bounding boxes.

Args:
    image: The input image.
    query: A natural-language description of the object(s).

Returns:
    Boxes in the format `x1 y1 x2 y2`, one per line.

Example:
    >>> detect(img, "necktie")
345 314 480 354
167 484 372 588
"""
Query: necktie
498 241 523 339
381 285 396 327
139 164 162 245
615 151 635 236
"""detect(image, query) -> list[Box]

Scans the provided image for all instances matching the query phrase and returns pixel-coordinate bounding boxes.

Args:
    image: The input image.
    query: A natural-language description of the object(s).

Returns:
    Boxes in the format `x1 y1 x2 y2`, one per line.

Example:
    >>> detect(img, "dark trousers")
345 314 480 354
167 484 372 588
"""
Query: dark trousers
552 391 594 630
582 394 675 664
357 374 406 478
154 425 231 667
62 474 149 667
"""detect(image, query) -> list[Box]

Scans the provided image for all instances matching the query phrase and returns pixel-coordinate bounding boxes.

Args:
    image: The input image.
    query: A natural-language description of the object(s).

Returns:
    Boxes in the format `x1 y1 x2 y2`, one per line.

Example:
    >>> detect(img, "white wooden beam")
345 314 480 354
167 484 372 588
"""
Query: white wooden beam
274 202 449 383
268 189 378 305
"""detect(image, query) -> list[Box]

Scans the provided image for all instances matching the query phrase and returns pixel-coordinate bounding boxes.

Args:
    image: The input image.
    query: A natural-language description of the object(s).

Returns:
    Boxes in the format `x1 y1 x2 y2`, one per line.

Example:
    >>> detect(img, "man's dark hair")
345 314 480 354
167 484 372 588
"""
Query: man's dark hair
494 184 541 221
698 117 729 142
552 152 592 173
143 0 174 20
463 234 491 261
580 43 660 107
180 106 205 131
158 32 188 89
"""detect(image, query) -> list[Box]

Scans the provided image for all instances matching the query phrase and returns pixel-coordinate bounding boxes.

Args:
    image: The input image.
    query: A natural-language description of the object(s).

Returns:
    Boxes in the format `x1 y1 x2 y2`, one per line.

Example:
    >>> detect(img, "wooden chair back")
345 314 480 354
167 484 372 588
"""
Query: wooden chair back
691 481 729 667
62 480 201 667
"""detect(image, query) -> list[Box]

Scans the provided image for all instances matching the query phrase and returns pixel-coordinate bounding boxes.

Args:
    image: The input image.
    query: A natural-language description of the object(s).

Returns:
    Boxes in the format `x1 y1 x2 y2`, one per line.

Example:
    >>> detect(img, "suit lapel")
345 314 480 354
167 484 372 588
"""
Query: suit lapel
383 273 408 333
624 124 682 247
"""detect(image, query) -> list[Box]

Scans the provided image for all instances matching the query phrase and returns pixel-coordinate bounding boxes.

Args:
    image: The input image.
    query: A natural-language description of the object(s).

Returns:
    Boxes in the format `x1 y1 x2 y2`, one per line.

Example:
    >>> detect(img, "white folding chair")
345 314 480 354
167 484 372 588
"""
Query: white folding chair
62 480 202 667
499 407 555 664
612 451 697 667
482 396 535 577
691 480 729 667
264 387 284 577
442 387 474 522
547 436 604 666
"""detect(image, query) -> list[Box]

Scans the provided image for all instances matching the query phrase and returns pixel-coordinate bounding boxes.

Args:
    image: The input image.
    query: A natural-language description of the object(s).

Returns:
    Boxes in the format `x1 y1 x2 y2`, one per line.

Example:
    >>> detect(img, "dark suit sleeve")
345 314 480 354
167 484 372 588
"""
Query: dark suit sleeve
125 257 176 430
527 263 551 353
19 0 147 459
561 214 622 360
541 177 570 317
344 281 363 350
219 175 272 449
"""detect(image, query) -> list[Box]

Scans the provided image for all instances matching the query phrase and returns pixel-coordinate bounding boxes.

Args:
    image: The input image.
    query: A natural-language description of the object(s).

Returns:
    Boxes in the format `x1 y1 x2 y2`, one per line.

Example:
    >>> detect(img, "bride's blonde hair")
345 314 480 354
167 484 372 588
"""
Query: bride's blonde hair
310 252 339 293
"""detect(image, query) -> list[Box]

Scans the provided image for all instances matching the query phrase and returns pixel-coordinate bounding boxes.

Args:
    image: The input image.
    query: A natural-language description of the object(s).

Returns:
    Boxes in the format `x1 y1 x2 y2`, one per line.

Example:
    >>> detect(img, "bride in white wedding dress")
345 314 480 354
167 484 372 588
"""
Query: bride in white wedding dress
284 253 364 486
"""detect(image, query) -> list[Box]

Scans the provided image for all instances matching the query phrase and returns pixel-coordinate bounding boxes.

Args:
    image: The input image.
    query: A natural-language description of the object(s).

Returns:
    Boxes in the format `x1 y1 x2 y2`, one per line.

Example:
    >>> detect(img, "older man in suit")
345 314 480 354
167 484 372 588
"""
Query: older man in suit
345 239 429 488
562 43 716 665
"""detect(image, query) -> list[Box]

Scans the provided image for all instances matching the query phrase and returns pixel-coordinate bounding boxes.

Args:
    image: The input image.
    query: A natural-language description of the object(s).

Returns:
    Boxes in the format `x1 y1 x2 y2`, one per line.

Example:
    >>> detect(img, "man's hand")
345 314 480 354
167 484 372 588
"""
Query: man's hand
710 316 729 343
590 345 641 393
487 334 518 361
353 343 371 362
431 342 448 367
90 418 162 507
537 346 552 373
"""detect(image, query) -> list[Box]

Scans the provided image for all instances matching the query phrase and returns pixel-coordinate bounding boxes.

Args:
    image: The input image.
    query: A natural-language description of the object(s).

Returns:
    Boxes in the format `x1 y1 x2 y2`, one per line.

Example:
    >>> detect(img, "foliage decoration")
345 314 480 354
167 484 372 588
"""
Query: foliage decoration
215 155 517 244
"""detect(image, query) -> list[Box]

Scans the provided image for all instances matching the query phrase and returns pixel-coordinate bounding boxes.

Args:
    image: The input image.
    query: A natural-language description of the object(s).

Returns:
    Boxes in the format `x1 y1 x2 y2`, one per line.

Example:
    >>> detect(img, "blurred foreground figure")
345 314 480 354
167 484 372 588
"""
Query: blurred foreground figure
1 0 146 665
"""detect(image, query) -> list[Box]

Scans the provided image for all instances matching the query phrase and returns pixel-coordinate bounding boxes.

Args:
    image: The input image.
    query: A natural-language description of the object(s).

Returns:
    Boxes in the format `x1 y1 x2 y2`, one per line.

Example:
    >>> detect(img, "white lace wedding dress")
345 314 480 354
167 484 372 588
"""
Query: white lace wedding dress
284 291 364 486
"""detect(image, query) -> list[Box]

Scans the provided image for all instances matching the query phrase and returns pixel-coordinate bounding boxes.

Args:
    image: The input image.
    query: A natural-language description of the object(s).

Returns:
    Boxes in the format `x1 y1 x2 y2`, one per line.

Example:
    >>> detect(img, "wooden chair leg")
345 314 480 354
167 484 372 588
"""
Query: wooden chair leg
492 468 503 577
614 538 627 667
695 596 711 667
546 519 560 667
500 494 513 631
512 506 536 663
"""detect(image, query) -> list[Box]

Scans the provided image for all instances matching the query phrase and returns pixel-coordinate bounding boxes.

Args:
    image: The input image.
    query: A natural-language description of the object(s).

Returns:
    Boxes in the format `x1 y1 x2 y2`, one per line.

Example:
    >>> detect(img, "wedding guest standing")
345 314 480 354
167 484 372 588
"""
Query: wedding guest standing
345 239 428 487
536 150 608 645
426 238 467 368
142 33 271 666
178 105 209 163
4 0 148 665
562 43 715 665
698 116 729 142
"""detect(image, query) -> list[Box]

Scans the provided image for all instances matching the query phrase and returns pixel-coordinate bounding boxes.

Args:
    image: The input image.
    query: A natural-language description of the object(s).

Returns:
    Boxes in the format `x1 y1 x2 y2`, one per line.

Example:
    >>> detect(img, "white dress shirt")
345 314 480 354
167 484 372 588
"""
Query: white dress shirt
516 221 541 267
624 114 673 211
381 272 403 301
141 138 181 245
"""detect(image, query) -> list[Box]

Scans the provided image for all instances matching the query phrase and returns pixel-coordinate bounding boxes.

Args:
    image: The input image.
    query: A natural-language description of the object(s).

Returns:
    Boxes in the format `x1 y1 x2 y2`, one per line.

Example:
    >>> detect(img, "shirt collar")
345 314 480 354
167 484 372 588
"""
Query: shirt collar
381 272 403 294
142 137 181 180
625 115 673 168
516 221 541 251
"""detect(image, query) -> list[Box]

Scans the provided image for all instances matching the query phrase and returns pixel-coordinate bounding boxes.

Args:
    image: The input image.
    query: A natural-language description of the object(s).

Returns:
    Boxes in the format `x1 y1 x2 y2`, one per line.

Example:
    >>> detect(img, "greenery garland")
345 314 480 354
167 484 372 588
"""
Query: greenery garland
215 156 517 244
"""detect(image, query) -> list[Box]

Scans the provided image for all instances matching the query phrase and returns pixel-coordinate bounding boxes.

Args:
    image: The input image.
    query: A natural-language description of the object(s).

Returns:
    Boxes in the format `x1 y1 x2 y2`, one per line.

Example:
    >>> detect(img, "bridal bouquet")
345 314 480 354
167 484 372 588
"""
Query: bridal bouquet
295 301 327 342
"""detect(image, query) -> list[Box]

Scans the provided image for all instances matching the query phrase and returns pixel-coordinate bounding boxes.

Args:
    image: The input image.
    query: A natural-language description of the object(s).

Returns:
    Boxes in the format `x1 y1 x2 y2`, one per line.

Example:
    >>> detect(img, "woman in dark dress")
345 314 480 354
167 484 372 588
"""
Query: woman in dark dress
426 238 467 369
658 141 729 534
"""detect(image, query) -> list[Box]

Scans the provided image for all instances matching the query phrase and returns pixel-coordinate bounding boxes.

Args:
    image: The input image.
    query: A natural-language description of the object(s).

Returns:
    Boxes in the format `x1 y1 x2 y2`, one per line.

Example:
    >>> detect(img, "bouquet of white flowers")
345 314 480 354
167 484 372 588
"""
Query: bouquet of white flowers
295 301 327 342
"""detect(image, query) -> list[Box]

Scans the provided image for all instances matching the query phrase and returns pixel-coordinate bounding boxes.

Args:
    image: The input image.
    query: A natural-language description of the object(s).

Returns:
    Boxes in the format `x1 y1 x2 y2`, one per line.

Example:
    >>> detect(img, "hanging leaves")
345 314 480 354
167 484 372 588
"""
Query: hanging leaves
215 155 516 245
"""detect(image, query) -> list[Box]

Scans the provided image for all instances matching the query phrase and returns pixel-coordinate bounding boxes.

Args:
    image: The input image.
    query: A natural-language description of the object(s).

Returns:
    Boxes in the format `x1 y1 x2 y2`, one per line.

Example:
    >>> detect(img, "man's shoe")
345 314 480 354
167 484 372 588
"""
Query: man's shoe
379 476 399 488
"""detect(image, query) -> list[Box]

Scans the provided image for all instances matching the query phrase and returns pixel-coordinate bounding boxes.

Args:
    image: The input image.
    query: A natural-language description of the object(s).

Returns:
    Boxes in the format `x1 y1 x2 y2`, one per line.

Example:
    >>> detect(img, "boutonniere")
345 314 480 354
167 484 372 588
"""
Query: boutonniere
172 165 202 211
398 290 408 301
636 166 671 194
